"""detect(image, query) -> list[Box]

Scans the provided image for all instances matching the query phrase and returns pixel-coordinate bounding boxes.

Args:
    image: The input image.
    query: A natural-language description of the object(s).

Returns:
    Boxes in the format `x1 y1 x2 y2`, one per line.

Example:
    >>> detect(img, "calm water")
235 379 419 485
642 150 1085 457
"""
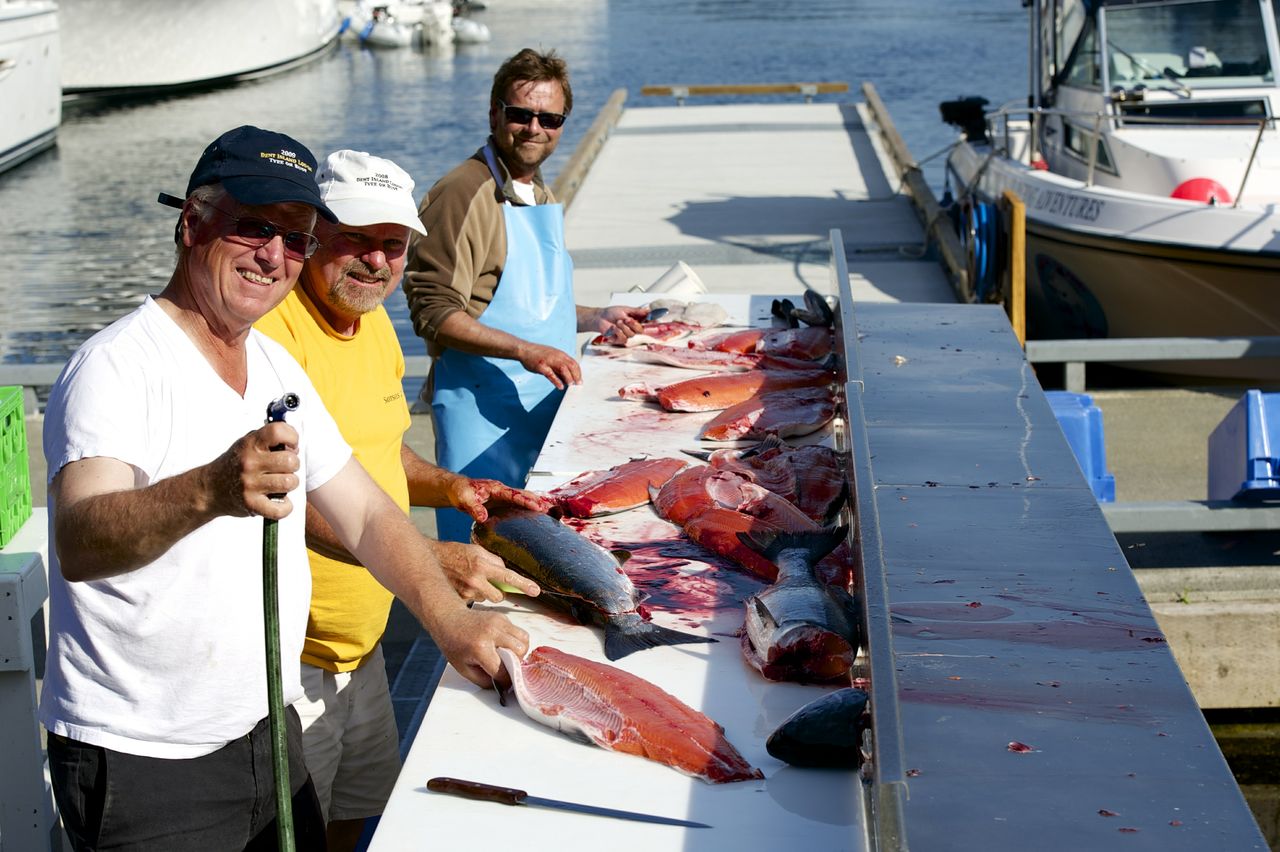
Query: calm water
0 0 1027 368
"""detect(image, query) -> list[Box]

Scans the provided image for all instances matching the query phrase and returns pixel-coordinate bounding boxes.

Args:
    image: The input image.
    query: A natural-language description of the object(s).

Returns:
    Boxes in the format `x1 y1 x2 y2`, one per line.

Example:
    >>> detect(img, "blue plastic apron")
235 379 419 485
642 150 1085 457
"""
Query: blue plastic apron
431 143 576 542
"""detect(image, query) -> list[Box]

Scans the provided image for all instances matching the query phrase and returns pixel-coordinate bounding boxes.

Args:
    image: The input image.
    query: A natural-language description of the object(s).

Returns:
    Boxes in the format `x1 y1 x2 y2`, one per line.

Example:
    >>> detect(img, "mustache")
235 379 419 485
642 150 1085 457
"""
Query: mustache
341 259 392 282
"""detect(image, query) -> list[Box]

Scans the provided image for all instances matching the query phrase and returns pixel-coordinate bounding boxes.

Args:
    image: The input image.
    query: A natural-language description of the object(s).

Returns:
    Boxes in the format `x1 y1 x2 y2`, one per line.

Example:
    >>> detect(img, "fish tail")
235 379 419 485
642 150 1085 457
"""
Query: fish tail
821 480 851 526
737 524 849 563
604 618 717 661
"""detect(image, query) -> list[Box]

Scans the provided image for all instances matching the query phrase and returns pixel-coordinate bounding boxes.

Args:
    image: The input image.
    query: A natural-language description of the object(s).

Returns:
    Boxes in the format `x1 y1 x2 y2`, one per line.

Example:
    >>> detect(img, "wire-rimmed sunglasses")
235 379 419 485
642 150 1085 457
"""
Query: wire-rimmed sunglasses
158 192 321 260
497 99 567 130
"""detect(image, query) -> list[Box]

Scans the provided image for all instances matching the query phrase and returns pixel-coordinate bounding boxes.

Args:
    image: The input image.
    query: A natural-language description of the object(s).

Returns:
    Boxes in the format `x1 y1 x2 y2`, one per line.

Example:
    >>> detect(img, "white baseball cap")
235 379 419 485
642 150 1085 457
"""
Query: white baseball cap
315 149 427 236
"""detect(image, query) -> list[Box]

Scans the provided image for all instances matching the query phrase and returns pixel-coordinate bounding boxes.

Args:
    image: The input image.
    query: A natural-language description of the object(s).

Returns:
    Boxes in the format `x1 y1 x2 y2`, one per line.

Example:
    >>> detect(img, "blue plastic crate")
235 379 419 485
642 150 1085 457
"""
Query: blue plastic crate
1044 391 1116 503
1207 390 1279 502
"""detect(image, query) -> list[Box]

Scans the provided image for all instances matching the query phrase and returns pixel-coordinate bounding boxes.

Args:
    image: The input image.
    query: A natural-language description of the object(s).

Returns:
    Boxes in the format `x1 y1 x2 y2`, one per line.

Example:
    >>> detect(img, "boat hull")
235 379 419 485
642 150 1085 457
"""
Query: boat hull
0 2 60 174
58 0 342 96
948 141 1280 381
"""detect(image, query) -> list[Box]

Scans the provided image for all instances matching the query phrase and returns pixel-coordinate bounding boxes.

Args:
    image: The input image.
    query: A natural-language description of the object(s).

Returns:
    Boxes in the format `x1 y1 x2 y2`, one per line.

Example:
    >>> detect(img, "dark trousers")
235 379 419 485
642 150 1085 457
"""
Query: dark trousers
48 708 327 851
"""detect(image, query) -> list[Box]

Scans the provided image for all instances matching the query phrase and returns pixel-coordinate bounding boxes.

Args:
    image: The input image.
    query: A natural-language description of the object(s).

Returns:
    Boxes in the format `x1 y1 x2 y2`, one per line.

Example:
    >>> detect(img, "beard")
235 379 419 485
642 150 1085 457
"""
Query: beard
328 258 391 317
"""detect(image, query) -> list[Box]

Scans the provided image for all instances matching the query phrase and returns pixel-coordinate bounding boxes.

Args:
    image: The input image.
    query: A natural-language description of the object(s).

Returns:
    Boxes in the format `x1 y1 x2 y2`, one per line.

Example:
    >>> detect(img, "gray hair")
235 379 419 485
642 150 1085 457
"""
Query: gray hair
174 184 230 260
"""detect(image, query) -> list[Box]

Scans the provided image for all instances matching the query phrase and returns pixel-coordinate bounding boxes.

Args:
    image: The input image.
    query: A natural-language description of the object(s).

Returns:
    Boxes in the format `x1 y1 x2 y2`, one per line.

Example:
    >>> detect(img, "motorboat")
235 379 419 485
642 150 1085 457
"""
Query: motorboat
0 0 59 174
451 14 490 44
341 0 453 45
354 6 418 48
941 0 1280 374
58 0 342 98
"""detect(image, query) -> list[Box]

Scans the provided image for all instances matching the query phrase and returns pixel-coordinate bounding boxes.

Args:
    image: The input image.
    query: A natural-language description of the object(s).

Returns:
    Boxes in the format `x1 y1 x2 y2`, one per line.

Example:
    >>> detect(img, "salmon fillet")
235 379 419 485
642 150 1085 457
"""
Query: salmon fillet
499 646 763 784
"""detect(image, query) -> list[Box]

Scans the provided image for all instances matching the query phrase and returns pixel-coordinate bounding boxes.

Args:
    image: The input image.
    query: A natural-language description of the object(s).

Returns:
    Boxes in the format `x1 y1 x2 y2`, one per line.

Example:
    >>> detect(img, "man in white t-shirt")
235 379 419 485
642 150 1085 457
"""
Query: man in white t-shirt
41 125 530 851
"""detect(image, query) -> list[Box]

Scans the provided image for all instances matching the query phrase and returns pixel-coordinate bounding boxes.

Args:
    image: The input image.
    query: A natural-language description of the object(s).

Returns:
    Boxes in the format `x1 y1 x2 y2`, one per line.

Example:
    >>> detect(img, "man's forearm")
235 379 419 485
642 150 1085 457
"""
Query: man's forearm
434 310 531 361
54 466 219 581
403 443 466 507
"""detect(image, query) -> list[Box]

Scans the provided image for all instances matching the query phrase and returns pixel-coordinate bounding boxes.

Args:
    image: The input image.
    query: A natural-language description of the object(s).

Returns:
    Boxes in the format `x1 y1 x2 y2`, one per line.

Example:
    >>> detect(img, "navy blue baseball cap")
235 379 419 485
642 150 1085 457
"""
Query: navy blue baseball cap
158 125 337 221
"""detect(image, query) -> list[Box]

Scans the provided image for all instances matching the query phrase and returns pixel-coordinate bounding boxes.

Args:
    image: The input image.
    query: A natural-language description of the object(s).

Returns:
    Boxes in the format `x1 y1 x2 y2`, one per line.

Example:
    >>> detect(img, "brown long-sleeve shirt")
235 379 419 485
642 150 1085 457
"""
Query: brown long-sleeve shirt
403 142 556 357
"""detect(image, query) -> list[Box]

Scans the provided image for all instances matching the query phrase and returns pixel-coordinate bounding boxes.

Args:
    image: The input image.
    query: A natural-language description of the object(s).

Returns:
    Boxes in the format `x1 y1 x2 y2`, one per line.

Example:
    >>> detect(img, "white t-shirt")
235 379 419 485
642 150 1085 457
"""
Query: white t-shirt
40 296 352 759
511 179 537 206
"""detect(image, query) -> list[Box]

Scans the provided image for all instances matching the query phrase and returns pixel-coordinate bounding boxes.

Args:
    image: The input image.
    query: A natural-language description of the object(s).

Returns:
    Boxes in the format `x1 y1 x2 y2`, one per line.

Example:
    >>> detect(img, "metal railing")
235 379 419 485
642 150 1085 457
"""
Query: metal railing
640 81 848 106
982 102 1276 204
1025 335 1280 393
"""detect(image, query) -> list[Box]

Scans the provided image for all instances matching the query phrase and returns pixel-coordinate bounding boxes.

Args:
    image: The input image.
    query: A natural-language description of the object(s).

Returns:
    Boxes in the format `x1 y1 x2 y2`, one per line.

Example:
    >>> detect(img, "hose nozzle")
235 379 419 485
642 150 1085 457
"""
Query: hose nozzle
265 393 300 424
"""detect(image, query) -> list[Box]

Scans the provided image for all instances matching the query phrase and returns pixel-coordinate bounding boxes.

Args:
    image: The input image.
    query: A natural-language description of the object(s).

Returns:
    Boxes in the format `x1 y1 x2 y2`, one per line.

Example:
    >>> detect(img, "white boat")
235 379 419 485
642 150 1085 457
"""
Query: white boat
58 0 342 97
451 15 490 44
354 9 417 48
0 0 59 174
941 0 1280 375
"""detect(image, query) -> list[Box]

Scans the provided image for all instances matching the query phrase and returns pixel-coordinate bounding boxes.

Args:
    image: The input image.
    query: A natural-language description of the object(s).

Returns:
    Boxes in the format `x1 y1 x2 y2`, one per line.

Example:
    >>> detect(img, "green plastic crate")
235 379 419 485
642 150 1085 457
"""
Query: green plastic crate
0 386 32 549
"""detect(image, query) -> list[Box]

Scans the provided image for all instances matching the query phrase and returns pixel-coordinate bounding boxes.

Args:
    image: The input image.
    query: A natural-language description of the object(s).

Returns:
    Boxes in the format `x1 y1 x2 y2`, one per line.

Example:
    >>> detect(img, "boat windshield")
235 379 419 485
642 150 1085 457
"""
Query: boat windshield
1104 0 1273 90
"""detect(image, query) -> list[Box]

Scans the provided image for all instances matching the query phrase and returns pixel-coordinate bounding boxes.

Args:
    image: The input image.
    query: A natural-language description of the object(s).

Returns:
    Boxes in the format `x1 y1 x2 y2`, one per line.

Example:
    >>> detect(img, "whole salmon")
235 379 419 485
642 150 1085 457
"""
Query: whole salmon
498 646 763 783
738 526 861 683
473 508 714 660
547 457 689 518
700 387 836 441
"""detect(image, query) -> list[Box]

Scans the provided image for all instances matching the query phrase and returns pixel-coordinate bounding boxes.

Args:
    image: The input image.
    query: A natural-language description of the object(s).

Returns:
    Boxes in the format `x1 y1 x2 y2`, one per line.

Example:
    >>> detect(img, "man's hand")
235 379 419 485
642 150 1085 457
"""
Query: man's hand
516 341 581 389
431 540 541 603
207 421 300 520
447 477 553 523
431 605 531 688
586 305 647 343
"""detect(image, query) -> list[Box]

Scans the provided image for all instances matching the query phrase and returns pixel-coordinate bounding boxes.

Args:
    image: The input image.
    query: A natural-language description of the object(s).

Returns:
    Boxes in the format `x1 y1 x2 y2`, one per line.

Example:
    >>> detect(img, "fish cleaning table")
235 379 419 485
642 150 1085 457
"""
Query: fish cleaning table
371 239 1266 850
370 293 869 851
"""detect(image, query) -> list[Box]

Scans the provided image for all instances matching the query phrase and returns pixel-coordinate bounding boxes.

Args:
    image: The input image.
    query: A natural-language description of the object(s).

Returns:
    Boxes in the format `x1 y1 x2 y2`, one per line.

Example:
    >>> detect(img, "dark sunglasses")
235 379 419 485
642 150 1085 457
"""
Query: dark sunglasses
498 99 567 130
157 192 320 260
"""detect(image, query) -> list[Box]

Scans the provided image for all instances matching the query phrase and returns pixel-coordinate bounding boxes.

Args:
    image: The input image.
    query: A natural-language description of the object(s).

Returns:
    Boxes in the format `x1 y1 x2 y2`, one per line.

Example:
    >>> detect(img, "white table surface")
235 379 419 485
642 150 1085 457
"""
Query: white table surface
371 298 868 851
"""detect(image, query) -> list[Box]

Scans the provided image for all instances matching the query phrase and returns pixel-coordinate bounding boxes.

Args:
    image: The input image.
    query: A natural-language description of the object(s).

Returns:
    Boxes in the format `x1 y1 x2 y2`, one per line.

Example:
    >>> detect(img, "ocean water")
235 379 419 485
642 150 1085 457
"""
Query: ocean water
0 0 1027 367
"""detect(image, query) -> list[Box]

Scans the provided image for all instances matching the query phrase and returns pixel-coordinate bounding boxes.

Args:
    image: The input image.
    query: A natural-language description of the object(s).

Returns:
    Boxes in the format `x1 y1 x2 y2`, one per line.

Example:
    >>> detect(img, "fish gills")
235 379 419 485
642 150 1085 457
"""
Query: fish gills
549 457 689 518
766 687 868 768
473 509 714 660
499 646 763 783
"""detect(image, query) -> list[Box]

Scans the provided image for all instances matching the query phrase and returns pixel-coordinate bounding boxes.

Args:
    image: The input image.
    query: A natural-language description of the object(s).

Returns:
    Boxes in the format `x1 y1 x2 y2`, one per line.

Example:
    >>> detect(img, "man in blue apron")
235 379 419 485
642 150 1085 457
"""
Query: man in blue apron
403 48 647 541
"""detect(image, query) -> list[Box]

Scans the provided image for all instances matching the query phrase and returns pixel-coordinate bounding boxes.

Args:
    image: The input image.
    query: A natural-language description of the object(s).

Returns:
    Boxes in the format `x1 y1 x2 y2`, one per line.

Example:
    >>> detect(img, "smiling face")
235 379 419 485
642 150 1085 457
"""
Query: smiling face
489 78 567 182
179 194 316 339
302 220 410 335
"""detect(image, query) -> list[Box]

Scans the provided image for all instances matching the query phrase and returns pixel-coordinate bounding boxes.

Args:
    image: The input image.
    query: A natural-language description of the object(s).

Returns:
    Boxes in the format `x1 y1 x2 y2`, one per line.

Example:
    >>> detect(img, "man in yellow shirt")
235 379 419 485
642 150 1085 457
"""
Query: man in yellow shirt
256 149 547 850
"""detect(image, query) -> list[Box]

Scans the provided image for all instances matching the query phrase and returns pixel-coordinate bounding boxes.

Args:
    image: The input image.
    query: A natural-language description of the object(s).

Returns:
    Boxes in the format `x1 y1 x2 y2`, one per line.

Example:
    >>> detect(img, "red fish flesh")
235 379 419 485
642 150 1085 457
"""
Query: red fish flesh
548 457 689 518
688 328 765 354
738 526 861 684
499 646 763 784
700 387 836 441
591 320 704 348
628 344 760 372
650 466 820 581
757 326 834 360
655 369 832 413
695 436 846 522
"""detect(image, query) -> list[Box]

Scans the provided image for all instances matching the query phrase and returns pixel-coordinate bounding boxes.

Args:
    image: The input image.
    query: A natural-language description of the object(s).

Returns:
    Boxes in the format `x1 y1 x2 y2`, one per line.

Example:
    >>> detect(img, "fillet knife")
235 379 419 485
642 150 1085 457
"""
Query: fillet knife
426 777 710 828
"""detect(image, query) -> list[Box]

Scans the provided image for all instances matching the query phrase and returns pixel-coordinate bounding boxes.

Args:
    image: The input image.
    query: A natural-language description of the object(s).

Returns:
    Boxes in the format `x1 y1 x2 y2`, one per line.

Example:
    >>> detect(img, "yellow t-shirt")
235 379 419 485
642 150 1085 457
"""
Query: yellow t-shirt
255 287 411 672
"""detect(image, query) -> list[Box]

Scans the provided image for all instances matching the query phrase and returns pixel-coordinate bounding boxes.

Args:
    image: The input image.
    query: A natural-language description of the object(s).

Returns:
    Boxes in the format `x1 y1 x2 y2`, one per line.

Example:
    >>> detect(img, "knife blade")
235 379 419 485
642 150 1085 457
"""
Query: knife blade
426 777 710 828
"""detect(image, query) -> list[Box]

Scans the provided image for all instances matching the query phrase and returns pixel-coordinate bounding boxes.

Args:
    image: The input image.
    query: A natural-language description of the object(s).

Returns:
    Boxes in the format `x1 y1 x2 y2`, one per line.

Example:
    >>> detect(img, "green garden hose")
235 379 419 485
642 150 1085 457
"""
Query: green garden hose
264 393 300 851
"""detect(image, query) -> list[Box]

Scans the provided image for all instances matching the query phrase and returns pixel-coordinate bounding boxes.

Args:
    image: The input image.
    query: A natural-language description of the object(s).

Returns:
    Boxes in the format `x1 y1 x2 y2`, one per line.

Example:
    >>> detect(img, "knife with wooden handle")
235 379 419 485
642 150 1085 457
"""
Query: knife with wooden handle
426 777 710 828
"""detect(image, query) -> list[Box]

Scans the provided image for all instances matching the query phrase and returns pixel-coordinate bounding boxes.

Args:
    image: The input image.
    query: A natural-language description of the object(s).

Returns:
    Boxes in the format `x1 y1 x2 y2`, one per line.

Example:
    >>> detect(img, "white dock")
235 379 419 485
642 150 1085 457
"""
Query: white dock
564 102 953 306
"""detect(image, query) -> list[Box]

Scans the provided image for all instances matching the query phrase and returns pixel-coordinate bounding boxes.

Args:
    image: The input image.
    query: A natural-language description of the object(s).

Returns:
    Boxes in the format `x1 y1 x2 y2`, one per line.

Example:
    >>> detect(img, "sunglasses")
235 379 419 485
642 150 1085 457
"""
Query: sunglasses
497 99 567 130
158 192 320 260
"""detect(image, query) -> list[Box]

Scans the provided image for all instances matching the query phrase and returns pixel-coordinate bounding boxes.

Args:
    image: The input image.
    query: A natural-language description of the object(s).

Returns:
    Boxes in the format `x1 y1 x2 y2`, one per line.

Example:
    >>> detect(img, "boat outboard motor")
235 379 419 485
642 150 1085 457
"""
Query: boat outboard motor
939 96 990 143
